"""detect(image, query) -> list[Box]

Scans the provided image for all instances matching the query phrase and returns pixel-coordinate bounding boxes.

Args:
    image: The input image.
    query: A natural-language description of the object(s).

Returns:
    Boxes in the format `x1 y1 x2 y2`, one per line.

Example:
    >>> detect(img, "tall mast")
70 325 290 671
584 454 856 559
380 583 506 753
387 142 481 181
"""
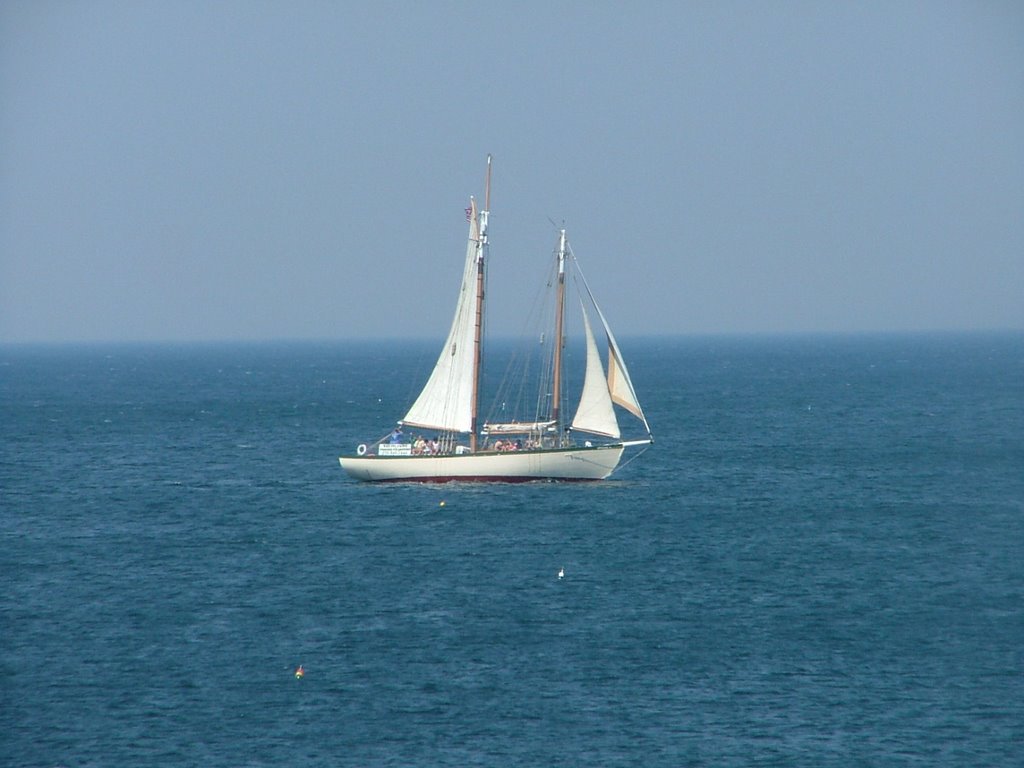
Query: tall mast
469 155 491 452
550 229 567 437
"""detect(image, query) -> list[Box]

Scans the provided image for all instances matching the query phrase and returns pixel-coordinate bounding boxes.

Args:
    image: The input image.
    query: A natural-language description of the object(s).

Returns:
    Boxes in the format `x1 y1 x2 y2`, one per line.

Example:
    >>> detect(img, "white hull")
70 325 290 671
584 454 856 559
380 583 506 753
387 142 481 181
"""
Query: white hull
339 444 626 482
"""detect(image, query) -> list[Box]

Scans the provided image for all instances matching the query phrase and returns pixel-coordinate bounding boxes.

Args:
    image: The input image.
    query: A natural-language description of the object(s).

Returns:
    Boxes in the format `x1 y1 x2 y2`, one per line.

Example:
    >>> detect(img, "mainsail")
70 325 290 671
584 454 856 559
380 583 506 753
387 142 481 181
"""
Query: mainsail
401 198 481 432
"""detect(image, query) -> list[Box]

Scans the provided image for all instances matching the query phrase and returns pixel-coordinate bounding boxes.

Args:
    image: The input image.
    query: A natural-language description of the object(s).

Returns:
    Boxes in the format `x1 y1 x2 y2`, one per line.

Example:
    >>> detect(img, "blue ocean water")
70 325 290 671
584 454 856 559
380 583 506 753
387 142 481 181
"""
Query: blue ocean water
2 333 1022 767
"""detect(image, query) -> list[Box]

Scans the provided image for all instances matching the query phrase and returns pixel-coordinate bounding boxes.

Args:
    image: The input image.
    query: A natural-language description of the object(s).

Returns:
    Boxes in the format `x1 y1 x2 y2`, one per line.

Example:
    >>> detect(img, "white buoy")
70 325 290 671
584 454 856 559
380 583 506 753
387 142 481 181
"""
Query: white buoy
558 567 564 580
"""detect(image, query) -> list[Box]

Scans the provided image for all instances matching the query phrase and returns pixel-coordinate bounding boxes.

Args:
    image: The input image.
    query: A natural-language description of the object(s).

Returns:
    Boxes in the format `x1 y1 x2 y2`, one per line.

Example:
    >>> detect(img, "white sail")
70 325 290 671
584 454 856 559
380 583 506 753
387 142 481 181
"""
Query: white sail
571 303 620 438
572 251 652 437
401 199 481 432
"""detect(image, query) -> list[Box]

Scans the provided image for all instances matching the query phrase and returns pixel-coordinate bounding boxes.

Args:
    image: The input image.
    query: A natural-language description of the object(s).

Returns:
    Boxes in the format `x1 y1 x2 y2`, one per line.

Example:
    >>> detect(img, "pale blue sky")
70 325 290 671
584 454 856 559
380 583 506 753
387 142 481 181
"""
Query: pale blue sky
2 1 1022 342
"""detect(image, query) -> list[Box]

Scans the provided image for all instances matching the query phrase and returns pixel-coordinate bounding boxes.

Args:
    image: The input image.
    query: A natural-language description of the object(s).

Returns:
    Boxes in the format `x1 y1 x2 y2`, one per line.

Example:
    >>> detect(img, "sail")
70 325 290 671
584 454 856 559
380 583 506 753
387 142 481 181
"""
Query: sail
401 199 481 432
604 321 648 428
571 250 652 437
570 303 620 438
484 421 556 434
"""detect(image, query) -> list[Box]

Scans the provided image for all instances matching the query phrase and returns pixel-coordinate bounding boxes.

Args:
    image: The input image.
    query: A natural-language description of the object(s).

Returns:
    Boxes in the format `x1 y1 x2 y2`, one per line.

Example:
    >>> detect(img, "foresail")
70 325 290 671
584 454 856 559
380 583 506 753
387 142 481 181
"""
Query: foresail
572 251 652 438
570 303 620 438
606 333 646 424
401 199 481 432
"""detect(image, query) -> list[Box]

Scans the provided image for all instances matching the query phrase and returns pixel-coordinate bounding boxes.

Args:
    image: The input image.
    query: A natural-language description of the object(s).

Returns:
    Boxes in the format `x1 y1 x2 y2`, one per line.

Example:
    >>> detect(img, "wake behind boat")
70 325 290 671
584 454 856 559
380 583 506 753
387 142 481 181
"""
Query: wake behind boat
339 157 653 482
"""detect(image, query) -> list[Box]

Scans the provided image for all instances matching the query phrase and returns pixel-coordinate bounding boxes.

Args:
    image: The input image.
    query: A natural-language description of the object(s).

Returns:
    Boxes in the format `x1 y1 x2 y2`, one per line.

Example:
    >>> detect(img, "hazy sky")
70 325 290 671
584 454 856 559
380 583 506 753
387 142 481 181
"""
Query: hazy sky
2 1 1022 342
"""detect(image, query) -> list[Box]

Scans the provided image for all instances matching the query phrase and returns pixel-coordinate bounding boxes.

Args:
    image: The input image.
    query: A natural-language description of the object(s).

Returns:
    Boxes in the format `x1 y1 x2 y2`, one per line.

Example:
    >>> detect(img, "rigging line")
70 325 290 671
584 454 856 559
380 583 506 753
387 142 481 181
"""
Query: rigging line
615 443 651 475
403 342 433 416
545 215 565 236
568 448 629 471
534 256 560 425
484 250 557 427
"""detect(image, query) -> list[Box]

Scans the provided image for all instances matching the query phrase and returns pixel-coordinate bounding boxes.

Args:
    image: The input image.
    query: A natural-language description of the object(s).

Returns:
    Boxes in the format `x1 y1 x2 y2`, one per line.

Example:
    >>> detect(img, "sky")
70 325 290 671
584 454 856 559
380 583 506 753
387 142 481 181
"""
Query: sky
1 1 1022 343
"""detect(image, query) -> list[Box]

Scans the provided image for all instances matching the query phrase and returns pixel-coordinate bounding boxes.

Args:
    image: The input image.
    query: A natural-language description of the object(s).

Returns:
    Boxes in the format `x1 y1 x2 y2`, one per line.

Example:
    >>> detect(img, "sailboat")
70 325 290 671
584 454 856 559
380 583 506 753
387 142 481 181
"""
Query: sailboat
339 157 653 482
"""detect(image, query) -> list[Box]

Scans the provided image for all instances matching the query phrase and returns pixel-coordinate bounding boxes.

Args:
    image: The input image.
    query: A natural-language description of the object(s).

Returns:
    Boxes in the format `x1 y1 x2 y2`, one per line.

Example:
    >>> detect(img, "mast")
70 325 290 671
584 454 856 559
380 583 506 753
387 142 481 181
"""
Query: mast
550 229 567 437
470 155 491 452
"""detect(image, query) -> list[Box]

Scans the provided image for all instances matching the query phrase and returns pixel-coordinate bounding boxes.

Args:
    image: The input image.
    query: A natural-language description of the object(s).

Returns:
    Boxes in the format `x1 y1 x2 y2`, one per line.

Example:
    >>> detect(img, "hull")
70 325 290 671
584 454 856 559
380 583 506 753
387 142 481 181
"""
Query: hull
339 444 625 483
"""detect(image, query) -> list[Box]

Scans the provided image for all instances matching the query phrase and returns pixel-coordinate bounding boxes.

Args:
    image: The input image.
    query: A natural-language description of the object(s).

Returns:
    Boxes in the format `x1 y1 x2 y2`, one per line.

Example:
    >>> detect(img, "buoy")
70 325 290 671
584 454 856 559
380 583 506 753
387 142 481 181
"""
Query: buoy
295 665 304 679
558 567 564 580
439 500 446 507
357 444 367 456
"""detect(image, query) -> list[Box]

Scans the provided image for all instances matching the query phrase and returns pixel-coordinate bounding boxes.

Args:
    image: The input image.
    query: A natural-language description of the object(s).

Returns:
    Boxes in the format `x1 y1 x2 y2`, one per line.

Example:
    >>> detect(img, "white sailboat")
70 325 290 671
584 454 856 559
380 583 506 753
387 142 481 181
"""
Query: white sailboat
339 157 653 482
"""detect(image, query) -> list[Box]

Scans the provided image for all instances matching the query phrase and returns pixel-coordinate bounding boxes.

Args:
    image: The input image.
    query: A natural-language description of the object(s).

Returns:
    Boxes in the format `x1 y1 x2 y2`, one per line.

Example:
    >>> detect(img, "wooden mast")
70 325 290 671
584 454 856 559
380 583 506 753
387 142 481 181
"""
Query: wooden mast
550 229 567 441
469 155 491 453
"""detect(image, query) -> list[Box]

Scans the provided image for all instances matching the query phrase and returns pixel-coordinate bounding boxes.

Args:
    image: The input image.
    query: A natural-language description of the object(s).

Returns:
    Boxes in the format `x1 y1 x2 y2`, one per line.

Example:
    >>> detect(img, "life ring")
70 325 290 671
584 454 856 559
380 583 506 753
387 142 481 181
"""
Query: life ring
357 444 367 456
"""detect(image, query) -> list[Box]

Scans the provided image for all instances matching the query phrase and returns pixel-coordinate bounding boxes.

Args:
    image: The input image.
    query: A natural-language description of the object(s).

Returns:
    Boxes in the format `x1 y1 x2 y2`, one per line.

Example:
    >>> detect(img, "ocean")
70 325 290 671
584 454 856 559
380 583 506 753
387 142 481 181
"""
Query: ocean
2 333 1022 766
